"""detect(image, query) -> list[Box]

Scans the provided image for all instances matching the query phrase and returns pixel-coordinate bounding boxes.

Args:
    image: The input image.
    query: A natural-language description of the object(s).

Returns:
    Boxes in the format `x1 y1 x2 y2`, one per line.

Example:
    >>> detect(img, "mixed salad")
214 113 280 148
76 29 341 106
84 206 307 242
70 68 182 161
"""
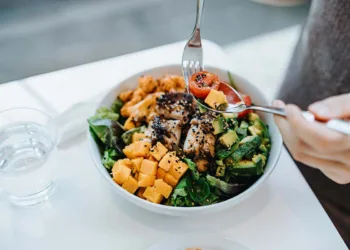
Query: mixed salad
88 72 271 207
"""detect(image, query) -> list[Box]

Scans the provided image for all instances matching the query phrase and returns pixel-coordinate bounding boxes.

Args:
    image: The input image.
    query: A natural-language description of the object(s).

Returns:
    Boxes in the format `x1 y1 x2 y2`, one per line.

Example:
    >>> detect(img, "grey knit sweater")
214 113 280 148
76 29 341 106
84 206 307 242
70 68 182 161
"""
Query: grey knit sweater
278 0 350 246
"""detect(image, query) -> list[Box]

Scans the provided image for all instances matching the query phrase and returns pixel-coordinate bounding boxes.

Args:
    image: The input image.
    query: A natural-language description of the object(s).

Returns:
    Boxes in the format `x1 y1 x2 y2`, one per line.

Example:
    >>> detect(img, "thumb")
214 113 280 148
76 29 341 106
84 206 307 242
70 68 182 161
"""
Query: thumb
308 93 350 121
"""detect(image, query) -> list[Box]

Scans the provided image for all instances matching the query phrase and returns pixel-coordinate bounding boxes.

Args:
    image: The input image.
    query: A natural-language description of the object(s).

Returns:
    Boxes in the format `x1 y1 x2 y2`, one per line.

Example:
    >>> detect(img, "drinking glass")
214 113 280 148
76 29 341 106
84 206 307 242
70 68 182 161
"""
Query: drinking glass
0 107 58 206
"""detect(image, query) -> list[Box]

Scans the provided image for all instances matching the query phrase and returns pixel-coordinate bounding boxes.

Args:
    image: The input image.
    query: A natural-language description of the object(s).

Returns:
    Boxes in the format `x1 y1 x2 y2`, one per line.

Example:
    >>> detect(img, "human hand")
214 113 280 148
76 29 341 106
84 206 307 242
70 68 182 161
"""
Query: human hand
273 94 350 184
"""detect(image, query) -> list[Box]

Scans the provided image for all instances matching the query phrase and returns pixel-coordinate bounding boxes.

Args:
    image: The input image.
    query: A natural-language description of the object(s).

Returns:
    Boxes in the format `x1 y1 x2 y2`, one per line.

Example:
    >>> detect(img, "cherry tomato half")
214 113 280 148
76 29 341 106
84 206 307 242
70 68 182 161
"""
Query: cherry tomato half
238 94 253 118
189 71 220 99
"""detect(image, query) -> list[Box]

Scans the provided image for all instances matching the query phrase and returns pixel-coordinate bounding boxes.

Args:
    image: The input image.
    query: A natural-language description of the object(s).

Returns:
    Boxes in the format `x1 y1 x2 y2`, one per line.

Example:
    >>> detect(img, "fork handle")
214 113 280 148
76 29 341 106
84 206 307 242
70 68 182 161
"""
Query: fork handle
194 0 204 30
247 105 286 116
247 105 350 135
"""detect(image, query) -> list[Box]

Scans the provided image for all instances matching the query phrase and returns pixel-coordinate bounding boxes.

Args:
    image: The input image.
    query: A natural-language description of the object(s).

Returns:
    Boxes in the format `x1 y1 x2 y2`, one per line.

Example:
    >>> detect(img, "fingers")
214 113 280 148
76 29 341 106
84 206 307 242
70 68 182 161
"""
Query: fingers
299 153 350 184
285 104 350 153
303 149 350 165
321 168 350 185
309 93 350 121
272 100 295 146
272 100 288 135
281 135 350 165
320 166 350 185
272 99 350 184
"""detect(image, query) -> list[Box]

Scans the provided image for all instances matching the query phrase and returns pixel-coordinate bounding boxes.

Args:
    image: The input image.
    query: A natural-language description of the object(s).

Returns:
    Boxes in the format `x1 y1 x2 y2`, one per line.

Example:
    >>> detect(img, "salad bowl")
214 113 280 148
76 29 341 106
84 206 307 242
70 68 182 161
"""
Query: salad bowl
88 64 282 216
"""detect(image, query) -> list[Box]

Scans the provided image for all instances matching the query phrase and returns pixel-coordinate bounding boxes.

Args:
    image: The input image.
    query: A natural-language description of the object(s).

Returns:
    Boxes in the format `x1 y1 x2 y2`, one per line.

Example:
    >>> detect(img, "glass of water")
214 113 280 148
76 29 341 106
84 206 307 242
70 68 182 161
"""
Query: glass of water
0 107 58 206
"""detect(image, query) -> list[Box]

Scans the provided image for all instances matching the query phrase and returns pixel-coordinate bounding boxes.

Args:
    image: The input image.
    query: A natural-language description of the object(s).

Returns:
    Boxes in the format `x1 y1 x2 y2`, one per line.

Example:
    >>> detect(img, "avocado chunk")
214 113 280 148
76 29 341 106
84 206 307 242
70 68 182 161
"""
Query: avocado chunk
248 126 262 136
262 137 271 145
222 113 237 119
236 127 248 138
213 116 226 135
230 160 260 175
253 154 267 166
258 144 269 157
230 136 262 162
216 160 224 165
253 119 265 131
240 120 249 129
247 113 259 122
252 154 267 175
219 130 239 148
216 143 239 160
254 119 269 138
215 164 226 177
239 135 258 145
259 144 268 153
205 89 228 110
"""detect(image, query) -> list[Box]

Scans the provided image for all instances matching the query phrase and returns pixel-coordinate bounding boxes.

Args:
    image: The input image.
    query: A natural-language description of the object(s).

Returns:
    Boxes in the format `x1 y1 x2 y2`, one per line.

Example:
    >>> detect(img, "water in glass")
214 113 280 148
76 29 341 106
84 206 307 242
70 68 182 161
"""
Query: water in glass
0 111 58 206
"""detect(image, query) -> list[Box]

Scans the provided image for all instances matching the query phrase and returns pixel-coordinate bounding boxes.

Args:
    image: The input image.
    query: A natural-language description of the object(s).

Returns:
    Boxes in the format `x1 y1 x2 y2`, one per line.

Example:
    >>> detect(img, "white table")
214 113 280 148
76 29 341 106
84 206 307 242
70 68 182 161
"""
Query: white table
0 37 348 250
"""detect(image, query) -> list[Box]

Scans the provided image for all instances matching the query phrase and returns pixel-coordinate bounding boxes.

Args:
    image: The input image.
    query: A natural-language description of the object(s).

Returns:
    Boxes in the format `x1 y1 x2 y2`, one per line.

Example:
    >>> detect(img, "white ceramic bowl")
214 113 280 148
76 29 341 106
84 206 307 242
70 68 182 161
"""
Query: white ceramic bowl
88 64 282 216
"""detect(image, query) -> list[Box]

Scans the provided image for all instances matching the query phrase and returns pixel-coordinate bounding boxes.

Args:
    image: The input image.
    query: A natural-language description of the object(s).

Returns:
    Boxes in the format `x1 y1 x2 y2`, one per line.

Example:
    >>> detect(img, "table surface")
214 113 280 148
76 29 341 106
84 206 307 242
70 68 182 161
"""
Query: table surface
0 35 348 250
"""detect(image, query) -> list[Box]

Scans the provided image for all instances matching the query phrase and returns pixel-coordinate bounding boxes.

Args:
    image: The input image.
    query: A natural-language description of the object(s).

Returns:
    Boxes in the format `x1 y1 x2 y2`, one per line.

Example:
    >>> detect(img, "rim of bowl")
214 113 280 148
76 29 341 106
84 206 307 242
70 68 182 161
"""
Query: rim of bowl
87 63 283 213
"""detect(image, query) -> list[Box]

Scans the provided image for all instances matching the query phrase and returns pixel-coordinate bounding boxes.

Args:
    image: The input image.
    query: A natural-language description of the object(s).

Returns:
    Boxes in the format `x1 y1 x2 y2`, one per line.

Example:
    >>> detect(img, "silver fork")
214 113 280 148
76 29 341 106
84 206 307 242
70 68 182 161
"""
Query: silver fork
181 0 350 136
182 0 204 85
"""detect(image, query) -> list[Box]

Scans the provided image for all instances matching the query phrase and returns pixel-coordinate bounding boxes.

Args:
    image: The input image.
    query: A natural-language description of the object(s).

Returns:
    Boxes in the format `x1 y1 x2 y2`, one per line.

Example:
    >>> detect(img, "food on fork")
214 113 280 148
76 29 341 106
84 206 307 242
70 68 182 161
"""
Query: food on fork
88 72 271 207
204 89 228 111
189 71 254 117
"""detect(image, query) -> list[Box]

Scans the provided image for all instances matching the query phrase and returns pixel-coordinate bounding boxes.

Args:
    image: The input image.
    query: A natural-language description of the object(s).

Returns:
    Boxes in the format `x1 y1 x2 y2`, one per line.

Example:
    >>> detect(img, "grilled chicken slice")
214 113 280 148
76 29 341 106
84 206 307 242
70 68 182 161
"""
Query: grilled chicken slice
147 116 182 150
156 93 196 124
183 118 215 158
128 92 163 122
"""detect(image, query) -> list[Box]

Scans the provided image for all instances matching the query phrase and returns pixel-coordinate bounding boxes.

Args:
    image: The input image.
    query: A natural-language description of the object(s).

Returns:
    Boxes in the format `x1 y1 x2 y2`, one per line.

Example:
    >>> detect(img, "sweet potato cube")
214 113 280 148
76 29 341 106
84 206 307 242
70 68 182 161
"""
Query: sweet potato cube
134 172 139 180
143 187 163 204
138 173 155 187
132 132 146 143
122 176 139 194
156 168 166 179
137 187 146 199
168 162 189 180
135 141 151 158
164 173 178 187
123 141 151 159
124 116 136 130
147 155 158 162
112 160 126 174
119 159 132 169
112 165 131 185
158 151 176 171
123 146 134 159
154 179 173 198
140 159 158 176
112 161 122 175
150 142 168 161
131 157 143 172
112 159 131 171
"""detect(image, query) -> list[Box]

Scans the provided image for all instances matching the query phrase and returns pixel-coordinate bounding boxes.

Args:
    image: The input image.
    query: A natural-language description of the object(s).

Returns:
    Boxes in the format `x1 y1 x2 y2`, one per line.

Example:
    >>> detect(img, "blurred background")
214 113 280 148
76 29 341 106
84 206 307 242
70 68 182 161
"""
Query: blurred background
0 0 310 84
